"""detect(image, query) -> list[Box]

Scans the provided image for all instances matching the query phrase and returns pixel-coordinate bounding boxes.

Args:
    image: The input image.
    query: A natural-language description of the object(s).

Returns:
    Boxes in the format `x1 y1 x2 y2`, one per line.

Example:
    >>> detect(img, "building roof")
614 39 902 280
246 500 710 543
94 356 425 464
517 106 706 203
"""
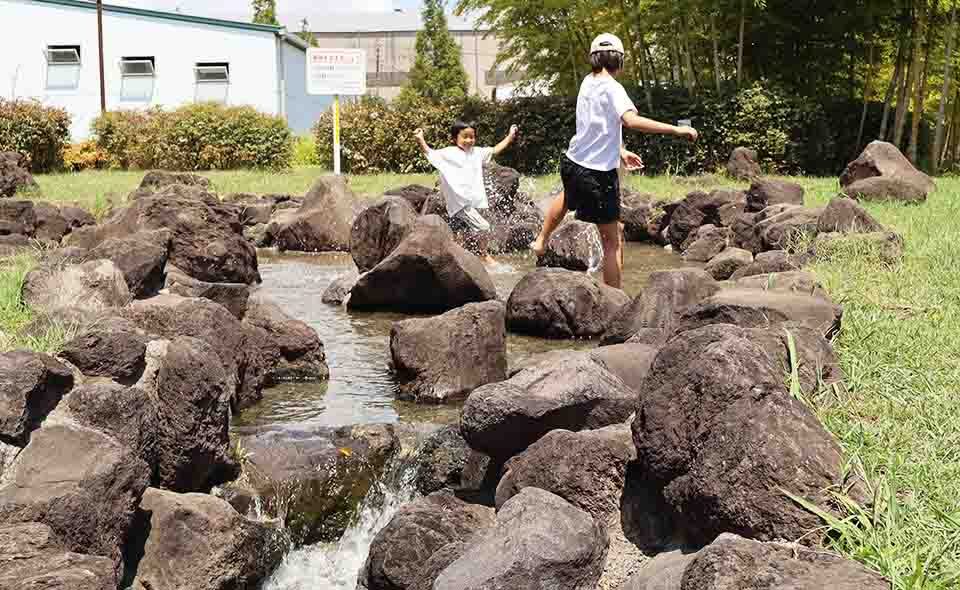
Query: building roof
301 10 489 34
28 0 283 34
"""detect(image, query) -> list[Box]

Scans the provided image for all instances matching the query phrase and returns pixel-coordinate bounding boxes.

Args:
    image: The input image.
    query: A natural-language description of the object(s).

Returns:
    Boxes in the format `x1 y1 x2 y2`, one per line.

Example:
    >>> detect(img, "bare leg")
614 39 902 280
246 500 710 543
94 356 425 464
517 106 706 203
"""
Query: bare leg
597 221 623 289
530 192 568 257
478 232 495 265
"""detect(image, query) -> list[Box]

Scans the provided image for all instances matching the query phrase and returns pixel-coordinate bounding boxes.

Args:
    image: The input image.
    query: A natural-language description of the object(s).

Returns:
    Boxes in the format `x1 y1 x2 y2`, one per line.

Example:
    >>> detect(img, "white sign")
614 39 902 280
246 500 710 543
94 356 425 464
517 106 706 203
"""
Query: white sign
307 48 367 96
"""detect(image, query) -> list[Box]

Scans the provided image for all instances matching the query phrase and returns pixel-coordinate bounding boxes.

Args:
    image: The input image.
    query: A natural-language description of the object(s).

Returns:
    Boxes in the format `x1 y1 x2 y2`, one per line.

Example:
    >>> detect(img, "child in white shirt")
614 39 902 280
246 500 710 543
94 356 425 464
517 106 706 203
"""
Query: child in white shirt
414 121 518 264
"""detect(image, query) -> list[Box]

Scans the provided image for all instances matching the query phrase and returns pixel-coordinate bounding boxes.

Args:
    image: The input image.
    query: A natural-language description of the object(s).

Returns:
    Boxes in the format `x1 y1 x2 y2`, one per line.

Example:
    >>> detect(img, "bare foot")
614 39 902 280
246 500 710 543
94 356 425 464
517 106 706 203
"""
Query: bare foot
529 238 546 257
483 255 497 266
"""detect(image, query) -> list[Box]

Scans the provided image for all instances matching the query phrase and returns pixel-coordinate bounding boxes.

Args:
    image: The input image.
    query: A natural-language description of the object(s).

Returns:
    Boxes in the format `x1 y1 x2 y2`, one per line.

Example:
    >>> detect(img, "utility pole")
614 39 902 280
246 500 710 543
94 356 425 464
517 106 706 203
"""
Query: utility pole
97 0 106 113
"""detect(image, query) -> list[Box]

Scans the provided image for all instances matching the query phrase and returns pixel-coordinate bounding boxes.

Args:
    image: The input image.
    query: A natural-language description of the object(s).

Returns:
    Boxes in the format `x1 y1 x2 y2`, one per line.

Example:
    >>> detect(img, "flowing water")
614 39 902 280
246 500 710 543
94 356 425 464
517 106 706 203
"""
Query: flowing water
242 244 687 588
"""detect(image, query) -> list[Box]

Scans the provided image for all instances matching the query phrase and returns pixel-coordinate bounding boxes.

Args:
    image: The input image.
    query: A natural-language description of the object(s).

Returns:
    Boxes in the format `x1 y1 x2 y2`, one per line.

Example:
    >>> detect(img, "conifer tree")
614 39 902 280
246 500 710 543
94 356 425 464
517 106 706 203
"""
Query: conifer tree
400 0 469 102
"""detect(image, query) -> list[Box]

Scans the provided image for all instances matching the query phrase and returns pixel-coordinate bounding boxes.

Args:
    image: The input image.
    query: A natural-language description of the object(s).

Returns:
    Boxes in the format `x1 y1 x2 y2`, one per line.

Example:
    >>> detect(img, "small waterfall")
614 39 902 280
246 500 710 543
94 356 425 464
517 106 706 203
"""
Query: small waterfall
261 432 424 590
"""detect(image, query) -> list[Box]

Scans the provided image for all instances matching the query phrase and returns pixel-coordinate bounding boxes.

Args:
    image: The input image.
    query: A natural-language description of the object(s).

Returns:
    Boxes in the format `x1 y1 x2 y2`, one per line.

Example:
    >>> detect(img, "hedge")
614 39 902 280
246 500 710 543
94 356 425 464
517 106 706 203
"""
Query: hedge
0 99 71 172
313 83 928 177
92 102 292 171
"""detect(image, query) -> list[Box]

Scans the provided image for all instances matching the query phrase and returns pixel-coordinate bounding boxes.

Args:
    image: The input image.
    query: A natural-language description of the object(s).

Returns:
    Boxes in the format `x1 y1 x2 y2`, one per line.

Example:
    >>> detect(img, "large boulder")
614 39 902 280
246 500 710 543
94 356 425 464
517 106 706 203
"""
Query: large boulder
666 197 706 249
349 216 497 313
22 259 131 315
68 185 259 284
602 269 720 345
0 422 149 568
682 224 732 262
59 317 149 385
840 140 934 202
269 175 359 252
129 488 285 590
358 489 495 590
415 426 472 495
704 247 753 280
817 196 885 234
237 423 399 544
391 301 506 403
631 324 850 545
496 424 636 523
164 264 250 319
507 268 630 339
511 342 658 395
32 202 70 242
0 199 36 236
745 179 805 212
726 147 761 180
460 354 636 460
621 193 668 243
85 230 171 298
243 292 329 384
433 488 607 590
0 152 37 198
350 196 418 272
537 220 604 271
676 287 842 339
0 351 73 446
0 522 117 590
666 190 745 249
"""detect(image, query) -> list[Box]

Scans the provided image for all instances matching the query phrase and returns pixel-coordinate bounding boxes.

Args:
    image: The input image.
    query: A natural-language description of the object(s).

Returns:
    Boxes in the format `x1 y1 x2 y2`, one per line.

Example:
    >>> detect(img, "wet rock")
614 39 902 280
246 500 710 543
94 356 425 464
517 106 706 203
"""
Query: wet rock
460 354 636 460
507 268 630 339
0 422 149 568
351 196 418 272
22 259 131 315
622 194 668 243
631 324 850 545
745 178 805 212
138 171 211 192
734 270 829 298
813 231 905 265
409 542 470 590
32 202 70 242
603 269 720 345
683 224 732 262
817 196 885 234
0 152 36 198
840 140 934 203
385 184 437 212
349 216 497 313
0 199 36 236
415 426 471 495
726 147 762 180
67 185 259 285
0 522 117 590
0 351 73 446
676 287 842 339
59 317 149 385
666 197 706 249
704 247 753 280
243 292 329 383
729 249 804 280
433 488 607 590
164 265 250 319
85 230 171 298
129 488 285 590
270 175 359 252
391 301 506 403
238 423 399 545
359 489 495 590
537 220 603 271
496 424 636 523
322 270 358 305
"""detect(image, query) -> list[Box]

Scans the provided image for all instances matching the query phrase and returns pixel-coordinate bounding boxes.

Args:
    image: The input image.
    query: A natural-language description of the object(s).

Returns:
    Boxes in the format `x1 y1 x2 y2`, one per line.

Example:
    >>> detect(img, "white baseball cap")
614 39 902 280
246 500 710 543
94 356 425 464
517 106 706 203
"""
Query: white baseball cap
591 33 625 55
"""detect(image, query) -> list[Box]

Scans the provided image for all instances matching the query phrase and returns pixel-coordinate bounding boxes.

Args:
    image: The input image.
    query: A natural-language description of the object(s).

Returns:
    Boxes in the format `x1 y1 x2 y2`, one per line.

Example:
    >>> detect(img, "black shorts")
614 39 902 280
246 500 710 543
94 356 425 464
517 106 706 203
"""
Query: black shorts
560 155 620 224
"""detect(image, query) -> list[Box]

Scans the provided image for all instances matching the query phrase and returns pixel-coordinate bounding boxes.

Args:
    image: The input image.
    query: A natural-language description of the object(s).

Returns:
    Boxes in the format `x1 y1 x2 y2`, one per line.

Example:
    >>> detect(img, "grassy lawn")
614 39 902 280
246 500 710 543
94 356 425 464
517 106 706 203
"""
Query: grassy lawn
7 167 960 586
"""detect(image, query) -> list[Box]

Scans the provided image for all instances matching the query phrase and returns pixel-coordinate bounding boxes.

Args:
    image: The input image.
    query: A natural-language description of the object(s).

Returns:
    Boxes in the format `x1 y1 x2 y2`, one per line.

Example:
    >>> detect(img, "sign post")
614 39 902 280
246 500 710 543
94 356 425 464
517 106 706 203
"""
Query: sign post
307 48 366 176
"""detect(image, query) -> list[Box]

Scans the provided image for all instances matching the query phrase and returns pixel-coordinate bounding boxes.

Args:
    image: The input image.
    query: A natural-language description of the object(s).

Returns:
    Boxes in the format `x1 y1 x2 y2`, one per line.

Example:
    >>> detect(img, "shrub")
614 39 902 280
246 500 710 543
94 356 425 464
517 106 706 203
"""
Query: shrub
62 140 108 172
92 103 292 171
292 135 320 166
0 99 71 172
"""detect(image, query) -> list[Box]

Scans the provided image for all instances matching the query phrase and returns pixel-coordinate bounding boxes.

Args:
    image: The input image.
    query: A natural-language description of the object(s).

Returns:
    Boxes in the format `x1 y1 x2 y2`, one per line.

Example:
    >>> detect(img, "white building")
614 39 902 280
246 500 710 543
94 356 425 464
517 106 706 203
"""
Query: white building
0 0 330 139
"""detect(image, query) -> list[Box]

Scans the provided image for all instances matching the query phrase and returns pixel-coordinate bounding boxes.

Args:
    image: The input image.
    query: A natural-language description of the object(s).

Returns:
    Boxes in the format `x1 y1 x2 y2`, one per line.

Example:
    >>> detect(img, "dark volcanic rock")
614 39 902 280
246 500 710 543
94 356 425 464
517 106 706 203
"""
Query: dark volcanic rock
0 522 117 590
537 220 603 271
164 265 250 319
59 317 149 385
0 152 37 198
415 426 472 495
243 292 329 384
840 140 934 203
0 351 74 446
322 270 358 305
745 179 805 212
270 175 359 252
726 147 762 180
350 196 418 272
817 196 885 234
704 247 753 280
86 230 171 298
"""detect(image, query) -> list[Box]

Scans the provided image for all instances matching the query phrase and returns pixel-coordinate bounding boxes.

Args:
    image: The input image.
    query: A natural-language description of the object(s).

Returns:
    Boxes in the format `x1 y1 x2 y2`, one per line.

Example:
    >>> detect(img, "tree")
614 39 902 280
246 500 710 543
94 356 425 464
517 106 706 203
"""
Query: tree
252 0 278 26
934 0 958 172
400 0 470 102
298 18 318 47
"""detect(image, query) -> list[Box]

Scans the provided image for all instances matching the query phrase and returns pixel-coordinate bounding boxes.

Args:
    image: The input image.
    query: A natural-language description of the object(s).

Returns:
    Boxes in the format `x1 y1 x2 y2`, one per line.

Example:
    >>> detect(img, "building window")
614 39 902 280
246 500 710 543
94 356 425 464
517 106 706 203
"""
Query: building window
194 62 229 103
44 45 81 90
120 56 156 102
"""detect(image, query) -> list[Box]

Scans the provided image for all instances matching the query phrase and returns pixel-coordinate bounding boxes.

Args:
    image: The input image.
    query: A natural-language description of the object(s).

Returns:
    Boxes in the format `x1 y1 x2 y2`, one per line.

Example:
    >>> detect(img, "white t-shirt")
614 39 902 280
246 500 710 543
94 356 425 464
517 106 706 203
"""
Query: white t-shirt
565 75 637 172
426 146 494 216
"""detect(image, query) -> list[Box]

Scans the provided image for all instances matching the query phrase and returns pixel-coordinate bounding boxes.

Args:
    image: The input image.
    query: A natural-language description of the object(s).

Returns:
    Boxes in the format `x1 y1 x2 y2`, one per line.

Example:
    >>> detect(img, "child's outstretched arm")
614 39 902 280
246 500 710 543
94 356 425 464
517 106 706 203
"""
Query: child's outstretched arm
492 125 519 156
414 128 431 155
622 112 699 142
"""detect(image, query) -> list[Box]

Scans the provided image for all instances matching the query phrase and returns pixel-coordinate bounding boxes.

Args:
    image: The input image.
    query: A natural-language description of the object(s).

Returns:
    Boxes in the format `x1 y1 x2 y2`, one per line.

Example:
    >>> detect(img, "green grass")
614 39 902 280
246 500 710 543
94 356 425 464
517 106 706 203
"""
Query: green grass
12 167 960 585
0 251 73 354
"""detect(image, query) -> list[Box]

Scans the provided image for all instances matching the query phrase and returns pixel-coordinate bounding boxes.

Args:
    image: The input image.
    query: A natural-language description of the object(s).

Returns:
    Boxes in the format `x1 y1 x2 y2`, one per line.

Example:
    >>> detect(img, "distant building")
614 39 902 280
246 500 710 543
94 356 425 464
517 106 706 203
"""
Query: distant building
304 10 522 102
0 0 329 139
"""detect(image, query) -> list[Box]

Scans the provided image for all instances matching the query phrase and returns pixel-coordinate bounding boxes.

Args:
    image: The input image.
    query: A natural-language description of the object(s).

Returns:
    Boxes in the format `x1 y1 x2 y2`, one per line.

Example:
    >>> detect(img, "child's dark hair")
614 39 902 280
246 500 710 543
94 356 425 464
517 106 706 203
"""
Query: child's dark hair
450 119 478 142
591 50 624 74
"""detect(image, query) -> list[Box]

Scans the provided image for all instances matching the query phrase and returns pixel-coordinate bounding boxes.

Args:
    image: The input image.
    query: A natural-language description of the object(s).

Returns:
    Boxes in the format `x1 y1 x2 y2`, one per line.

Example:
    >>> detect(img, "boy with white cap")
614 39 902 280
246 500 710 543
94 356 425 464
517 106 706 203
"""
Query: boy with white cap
530 33 699 288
